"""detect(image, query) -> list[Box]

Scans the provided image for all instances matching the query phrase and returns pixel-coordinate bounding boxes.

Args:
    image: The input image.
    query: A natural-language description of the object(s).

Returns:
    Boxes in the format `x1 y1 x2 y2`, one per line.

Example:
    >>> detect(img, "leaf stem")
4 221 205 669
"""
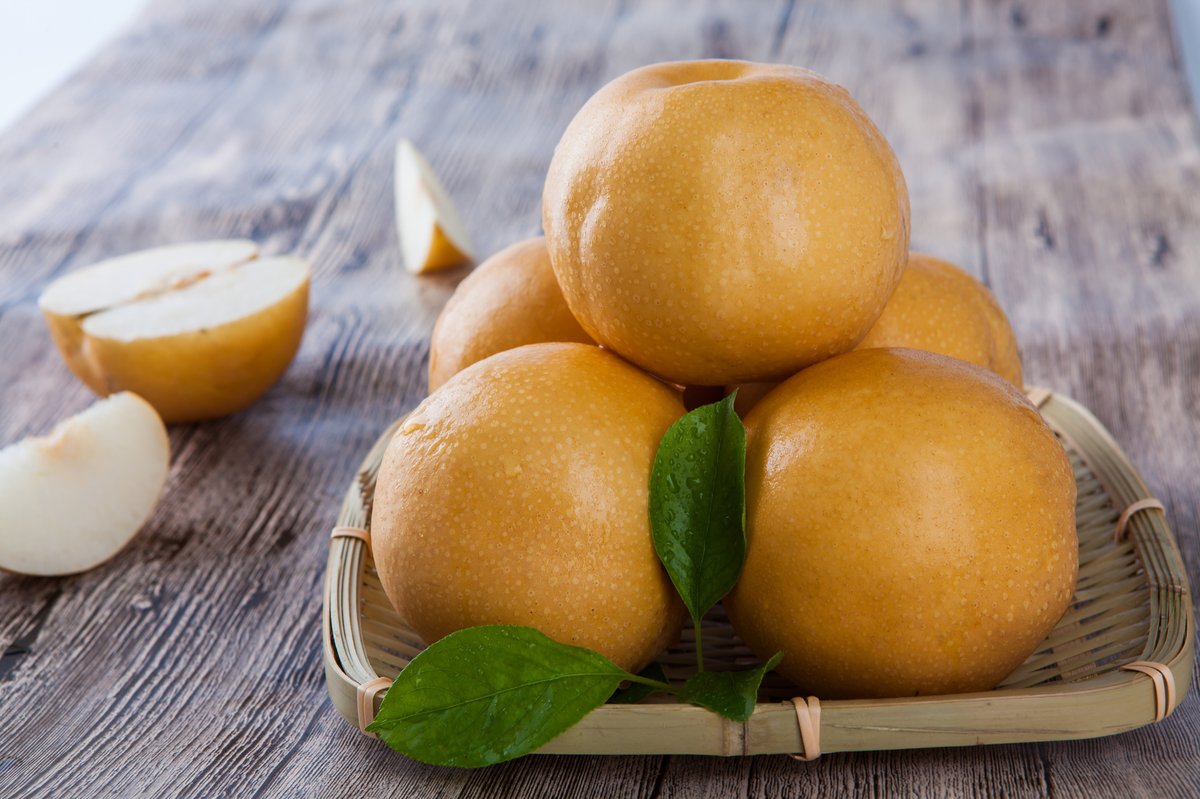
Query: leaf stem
621 673 678 695
694 616 704 673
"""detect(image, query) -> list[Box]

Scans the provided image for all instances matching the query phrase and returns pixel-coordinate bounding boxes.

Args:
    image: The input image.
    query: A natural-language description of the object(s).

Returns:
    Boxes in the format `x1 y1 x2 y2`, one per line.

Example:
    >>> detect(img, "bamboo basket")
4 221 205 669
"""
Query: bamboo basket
322 388 1194 758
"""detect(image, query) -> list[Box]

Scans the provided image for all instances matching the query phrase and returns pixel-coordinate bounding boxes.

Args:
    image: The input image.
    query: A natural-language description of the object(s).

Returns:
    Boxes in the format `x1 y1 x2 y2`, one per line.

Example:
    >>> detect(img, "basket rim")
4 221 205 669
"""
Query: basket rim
322 387 1195 757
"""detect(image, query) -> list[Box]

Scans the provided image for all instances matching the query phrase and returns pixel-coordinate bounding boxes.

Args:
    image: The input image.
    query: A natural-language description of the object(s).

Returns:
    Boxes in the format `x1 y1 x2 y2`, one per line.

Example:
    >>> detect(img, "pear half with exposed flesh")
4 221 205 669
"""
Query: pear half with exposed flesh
40 241 310 423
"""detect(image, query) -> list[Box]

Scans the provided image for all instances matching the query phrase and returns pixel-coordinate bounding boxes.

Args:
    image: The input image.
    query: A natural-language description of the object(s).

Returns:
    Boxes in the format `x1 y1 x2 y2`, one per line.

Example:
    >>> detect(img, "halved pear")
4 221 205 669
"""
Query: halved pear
40 244 310 423
0 392 170 576
395 139 473 274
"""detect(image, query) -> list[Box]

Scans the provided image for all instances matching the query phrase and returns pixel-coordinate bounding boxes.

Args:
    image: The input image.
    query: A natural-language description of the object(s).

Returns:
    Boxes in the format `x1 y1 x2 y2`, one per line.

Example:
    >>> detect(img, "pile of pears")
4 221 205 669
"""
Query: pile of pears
373 60 1077 699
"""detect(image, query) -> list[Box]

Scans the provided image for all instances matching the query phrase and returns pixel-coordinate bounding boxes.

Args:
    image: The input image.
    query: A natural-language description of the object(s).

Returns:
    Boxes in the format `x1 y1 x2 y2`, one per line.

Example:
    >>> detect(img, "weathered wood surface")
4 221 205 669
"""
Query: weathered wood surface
0 0 1197 796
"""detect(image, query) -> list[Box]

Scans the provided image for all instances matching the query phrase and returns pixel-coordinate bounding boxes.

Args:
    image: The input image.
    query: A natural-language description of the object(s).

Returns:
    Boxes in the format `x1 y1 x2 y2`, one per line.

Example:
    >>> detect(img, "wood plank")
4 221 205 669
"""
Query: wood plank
965 3 1200 797
0 0 1196 797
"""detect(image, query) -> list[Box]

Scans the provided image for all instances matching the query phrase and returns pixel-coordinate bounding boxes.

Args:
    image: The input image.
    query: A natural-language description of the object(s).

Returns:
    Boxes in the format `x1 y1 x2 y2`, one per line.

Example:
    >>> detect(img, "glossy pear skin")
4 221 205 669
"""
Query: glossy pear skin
726 348 1077 698
544 59 910 386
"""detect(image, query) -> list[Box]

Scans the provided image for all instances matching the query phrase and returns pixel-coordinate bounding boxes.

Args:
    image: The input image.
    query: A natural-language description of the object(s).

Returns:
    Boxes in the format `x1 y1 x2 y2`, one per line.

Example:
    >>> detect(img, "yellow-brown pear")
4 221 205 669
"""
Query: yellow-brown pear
726 348 1077 698
856 252 1023 387
428 237 593 391
543 60 909 386
372 342 687 672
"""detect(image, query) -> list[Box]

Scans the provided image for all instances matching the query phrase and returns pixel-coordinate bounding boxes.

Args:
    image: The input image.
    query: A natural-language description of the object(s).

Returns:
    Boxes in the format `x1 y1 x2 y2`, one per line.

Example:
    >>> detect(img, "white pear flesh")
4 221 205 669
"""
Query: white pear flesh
0 392 170 576
395 138 474 274
81 256 309 340
39 239 258 317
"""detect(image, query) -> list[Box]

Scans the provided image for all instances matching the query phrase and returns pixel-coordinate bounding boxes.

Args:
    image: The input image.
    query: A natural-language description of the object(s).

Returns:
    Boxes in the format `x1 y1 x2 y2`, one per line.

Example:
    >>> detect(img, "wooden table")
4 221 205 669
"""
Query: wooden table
1 1 1198 796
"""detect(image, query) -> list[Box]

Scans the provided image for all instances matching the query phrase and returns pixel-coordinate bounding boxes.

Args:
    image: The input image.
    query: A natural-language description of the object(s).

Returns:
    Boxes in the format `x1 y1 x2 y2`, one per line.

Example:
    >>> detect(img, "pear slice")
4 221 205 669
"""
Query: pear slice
0 392 170 576
395 139 474 274
40 246 310 423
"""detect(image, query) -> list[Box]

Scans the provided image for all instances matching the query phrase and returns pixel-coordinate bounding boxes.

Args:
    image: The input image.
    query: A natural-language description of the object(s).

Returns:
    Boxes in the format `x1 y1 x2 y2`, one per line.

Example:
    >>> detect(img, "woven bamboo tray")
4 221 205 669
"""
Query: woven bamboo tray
322 388 1194 758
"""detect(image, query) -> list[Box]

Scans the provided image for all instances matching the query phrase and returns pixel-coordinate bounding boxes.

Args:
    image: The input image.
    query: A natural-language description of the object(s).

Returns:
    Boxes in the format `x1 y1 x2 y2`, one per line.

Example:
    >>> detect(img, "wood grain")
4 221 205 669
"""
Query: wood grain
0 0 1197 797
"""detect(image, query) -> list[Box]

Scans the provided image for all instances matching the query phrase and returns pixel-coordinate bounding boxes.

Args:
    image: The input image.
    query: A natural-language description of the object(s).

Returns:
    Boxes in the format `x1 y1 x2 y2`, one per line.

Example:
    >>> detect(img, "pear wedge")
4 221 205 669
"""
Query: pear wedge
0 392 170 576
395 139 473 274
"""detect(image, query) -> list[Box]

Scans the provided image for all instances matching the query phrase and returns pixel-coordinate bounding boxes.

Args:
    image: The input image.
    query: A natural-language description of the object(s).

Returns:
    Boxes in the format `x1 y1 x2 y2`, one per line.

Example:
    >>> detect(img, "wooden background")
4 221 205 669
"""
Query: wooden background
1 0 1198 796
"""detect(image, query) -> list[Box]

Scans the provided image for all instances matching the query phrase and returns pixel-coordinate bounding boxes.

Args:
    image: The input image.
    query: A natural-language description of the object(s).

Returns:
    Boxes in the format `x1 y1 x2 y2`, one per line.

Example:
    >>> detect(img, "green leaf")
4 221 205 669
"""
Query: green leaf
678 653 782 722
608 662 669 704
366 626 627 767
649 392 747 625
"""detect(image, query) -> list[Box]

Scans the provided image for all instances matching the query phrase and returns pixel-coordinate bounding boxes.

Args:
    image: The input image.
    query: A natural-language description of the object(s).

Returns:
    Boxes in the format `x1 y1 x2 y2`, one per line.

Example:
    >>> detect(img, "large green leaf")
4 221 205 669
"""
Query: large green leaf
366 626 627 767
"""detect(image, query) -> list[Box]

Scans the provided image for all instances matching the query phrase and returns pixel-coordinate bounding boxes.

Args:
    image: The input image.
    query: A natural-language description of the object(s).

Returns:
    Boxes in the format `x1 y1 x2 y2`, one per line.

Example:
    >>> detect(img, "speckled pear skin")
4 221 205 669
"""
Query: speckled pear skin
856 252 1024 387
373 342 687 673
543 59 910 387
729 253 1025 417
726 348 1078 699
428 237 594 391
